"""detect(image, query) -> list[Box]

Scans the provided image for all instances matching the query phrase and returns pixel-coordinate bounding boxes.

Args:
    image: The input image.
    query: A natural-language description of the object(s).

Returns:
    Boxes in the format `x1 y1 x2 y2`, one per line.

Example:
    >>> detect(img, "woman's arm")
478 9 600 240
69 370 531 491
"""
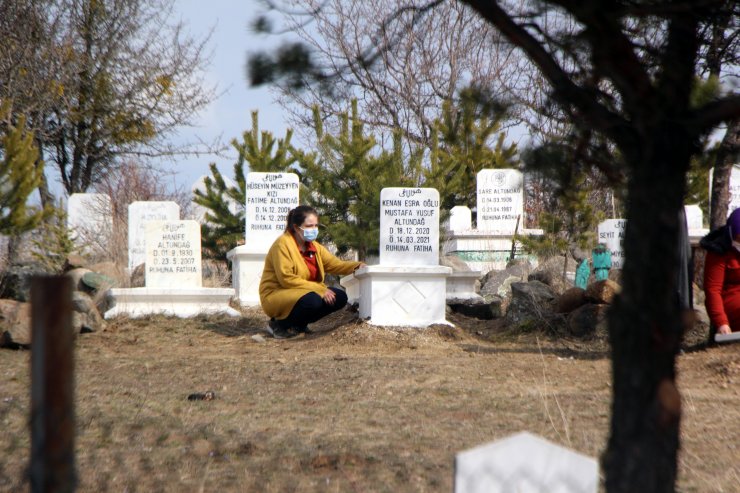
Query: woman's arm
704 251 730 328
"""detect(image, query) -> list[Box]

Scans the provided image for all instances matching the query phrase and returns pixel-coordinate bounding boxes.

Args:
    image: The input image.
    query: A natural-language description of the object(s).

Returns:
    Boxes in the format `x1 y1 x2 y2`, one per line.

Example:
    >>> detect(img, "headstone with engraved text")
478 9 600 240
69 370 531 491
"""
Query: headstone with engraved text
145 220 202 288
476 169 524 233
128 201 180 271
245 172 300 251
380 188 440 266
597 219 626 269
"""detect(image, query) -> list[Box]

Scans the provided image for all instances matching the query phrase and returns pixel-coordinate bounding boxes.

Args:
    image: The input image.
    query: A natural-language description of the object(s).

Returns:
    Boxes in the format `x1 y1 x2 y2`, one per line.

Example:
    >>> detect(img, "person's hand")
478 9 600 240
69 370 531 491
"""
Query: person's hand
323 289 336 305
354 262 367 271
717 324 731 335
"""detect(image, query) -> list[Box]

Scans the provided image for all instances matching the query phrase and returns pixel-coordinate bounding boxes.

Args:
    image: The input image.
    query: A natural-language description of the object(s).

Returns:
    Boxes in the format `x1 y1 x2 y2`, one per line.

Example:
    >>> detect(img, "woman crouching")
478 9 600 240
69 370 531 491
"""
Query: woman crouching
259 205 365 339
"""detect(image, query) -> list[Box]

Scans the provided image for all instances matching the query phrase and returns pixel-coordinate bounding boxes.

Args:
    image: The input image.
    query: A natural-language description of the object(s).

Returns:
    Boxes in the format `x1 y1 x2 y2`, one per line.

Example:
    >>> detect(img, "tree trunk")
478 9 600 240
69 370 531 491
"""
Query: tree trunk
709 120 740 230
603 128 691 492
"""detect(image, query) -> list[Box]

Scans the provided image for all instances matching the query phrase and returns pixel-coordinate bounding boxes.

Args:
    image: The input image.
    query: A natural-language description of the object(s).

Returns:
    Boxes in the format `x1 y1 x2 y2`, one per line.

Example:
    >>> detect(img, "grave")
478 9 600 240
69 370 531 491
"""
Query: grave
443 170 543 274
454 432 598 493
226 172 300 306
105 220 238 318
66 193 113 255
341 188 452 327
128 201 180 271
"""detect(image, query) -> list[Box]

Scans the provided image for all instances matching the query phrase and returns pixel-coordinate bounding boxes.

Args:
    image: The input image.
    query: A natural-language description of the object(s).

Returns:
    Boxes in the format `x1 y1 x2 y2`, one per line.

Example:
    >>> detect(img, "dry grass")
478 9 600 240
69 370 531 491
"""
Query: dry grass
0 309 738 492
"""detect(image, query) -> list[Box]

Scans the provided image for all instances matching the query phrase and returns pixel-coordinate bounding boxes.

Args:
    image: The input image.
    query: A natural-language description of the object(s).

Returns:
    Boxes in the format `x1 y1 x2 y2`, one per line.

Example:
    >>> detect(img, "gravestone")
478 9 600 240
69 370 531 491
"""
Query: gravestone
476 169 524 233
448 206 472 232
454 432 598 493
684 204 703 230
227 172 300 306
597 219 626 269
67 193 113 253
341 188 451 327
145 221 201 288
128 201 180 271
105 219 237 318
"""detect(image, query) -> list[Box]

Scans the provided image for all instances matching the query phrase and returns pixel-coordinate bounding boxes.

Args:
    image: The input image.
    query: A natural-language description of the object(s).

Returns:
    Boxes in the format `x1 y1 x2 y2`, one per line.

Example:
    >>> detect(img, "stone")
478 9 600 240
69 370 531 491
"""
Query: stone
597 219 626 269
81 272 117 291
527 255 576 295
251 334 266 343
476 169 525 234
145 220 202 288
566 304 608 338
585 279 621 304
454 432 598 493
130 263 145 287
504 281 556 327
65 268 93 291
88 262 126 286
128 201 180 271
63 253 88 272
0 299 31 348
479 261 531 300
0 261 50 302
555 287 587 313
440 254 473 272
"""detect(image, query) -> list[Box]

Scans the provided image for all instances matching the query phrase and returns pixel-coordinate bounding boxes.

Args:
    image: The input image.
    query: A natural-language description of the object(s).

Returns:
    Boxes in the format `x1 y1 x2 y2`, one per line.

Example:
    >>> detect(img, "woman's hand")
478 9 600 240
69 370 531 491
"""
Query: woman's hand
323 289 337 305
717 324 732 335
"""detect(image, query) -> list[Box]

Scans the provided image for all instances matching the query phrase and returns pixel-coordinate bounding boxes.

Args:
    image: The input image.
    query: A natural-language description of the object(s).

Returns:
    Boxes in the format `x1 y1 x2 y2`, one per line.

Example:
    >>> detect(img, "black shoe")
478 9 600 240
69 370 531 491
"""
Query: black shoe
295 326 313 335
267 319 298 339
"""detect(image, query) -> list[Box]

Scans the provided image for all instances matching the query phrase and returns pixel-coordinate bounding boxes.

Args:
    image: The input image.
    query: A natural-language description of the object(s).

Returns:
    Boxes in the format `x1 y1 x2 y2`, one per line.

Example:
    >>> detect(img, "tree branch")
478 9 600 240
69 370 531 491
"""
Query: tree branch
691 93 740 131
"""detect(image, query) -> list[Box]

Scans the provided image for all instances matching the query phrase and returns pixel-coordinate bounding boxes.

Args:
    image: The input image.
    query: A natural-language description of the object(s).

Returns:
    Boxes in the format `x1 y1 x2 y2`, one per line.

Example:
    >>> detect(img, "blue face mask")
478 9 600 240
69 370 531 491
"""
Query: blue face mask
300 226 319 242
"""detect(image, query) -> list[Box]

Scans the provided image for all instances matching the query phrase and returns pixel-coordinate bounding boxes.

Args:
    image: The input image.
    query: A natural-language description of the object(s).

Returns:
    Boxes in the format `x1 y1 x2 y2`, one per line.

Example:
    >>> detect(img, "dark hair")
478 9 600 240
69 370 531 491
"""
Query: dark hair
285 205 318 232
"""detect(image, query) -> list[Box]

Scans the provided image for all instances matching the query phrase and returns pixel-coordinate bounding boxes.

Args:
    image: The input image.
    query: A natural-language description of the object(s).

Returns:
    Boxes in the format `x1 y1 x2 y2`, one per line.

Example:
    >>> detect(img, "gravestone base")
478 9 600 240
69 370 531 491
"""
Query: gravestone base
447 271 483 302
341 265 452 327
443 229 543 274
227 245 268 307
104 287 239 318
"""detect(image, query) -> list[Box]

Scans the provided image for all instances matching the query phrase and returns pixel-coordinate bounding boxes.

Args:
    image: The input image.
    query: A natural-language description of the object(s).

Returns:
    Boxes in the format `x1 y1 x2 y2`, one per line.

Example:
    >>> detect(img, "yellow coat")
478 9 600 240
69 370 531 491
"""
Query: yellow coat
259 232 362 319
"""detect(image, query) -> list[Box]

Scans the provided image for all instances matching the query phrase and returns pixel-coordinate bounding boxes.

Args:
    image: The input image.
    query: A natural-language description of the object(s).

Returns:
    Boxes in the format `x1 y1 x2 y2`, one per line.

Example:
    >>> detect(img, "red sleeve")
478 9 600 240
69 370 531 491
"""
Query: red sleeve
704 250 730 328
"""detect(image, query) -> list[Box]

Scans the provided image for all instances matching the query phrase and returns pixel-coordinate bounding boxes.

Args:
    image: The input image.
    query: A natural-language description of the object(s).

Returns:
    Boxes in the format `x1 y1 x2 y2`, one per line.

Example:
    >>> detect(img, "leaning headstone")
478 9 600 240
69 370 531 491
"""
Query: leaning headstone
67 193 113 254
341 187 451 326
476 169 524 233
144 220 202 288
597 219 626 269
127 201 180 271
454 432 598 493
227 172 300 306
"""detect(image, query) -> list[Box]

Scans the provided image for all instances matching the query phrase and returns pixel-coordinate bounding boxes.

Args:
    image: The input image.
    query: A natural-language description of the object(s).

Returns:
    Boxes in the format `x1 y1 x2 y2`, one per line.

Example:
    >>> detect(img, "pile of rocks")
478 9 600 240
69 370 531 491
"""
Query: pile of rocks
0 255 120 349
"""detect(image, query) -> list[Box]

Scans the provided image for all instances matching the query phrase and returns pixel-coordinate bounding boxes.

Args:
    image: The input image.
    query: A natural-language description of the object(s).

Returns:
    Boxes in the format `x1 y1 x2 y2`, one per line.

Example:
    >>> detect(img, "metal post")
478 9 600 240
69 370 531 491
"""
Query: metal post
30 276 76 493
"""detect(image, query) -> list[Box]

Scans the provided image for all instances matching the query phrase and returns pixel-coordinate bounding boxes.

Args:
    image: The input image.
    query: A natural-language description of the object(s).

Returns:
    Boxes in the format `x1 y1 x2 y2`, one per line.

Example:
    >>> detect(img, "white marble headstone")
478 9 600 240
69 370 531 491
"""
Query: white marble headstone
380 188 440 266
684 204 703 230
144 220 202 288
67 193 113 250
476 169 524 233
245 172 300 251
455 432 598 493
597 219 626 269
128 201 180 270
449 206 472 232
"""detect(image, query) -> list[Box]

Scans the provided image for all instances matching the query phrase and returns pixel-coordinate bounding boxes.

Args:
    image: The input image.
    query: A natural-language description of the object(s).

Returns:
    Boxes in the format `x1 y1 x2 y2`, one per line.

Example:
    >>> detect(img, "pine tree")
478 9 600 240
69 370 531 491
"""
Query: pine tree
0 102 47 238
423 90 519 213
31 203 76 273
193 110 297 259
293 100 421 259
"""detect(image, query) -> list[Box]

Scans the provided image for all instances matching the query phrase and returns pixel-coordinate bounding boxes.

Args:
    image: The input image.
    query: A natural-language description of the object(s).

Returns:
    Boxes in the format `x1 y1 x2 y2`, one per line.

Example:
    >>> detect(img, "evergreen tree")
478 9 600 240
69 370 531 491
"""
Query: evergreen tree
194 110 297 259
423 90 518 214
293 101 421 259
31 202 76 273
0 102 47 237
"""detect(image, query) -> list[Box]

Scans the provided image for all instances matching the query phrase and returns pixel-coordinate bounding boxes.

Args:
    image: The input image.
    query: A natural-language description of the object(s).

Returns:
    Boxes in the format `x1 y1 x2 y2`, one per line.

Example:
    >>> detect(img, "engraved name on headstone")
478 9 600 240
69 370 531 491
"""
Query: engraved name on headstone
145 220 202 288
598 219 626 269
246 172 300 250
128 201 180 270
380 188 440 266
476 169 524 233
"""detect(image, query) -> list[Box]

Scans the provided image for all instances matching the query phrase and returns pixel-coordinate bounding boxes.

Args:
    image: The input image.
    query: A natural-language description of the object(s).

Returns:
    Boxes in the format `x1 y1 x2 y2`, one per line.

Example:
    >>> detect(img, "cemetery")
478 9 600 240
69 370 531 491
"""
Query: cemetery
0 170 738 492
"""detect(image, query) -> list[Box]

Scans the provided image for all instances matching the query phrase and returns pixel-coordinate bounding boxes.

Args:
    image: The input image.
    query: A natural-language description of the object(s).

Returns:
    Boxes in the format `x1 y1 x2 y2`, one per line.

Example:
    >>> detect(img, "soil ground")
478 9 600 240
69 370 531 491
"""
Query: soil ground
1 307 738 492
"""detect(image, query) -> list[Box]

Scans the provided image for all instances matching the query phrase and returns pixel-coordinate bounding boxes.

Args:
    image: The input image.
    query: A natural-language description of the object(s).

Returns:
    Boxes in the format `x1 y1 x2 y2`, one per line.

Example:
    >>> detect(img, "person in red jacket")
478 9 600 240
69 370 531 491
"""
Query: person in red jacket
701 207 740 334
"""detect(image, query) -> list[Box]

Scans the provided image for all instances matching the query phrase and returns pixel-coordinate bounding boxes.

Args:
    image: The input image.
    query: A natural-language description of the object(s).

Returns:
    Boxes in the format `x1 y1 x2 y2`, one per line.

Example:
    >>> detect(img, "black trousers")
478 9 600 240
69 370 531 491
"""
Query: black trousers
277 287 348 329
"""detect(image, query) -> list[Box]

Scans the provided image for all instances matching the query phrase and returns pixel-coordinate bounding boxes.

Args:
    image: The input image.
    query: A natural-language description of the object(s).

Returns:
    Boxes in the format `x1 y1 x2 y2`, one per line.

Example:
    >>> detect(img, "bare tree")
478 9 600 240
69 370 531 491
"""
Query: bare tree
0 0 217 199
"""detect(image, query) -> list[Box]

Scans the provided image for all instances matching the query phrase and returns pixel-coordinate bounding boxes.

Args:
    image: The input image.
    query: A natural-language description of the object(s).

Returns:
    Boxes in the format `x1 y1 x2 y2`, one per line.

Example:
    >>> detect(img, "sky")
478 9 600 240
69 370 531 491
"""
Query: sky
166 0 291 192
